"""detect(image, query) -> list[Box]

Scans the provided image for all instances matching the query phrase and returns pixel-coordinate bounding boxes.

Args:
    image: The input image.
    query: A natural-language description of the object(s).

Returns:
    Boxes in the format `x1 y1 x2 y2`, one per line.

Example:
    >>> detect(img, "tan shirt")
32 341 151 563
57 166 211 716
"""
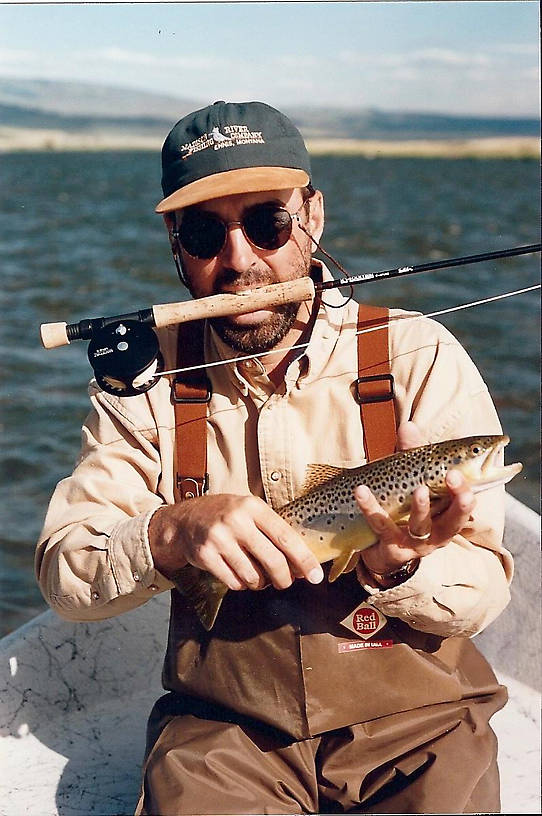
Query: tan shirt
36 270 513 637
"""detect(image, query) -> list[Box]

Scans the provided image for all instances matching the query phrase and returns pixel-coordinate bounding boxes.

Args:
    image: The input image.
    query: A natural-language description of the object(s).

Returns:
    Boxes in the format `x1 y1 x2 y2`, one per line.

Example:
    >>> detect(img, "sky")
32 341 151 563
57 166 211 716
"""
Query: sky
0 1 539 116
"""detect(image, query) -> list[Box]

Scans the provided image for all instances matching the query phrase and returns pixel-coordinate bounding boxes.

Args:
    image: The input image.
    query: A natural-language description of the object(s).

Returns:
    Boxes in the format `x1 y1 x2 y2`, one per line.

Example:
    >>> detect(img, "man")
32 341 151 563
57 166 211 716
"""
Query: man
36 101 513 814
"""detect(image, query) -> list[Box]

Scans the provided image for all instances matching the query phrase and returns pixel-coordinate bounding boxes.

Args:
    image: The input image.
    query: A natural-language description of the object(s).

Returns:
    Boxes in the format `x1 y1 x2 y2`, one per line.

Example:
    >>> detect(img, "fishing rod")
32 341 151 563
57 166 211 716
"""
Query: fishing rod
39 242 541 396
161 283 541 379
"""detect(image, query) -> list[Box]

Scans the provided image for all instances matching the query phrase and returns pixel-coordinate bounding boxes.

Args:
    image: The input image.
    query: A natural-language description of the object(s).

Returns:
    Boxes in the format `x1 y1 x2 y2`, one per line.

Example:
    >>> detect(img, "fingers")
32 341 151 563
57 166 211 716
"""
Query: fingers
354 485 401 545
250 500 324 588
196 533 265 592
355 469 476 577
184 495 323 592
406 485 432 539
431 469 475 544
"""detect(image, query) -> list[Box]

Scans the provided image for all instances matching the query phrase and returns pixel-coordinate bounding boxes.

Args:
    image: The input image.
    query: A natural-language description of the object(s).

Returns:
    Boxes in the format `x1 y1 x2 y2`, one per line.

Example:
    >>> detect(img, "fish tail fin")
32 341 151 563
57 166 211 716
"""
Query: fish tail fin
173 565 229 630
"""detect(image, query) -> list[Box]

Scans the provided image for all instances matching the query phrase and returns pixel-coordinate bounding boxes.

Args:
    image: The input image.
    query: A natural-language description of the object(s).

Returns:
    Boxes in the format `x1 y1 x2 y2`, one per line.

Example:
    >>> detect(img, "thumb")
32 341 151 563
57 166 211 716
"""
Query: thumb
396 420 425 451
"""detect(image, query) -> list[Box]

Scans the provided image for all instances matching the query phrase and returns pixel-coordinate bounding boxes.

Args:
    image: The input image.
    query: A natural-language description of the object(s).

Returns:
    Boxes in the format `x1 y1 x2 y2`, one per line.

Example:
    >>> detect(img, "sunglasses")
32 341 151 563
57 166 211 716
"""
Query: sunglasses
173 202 306 260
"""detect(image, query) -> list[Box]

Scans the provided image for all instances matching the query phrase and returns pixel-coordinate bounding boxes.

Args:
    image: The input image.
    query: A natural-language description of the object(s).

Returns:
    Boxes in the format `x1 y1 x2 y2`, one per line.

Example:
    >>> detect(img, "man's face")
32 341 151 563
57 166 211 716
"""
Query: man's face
171 187 324 353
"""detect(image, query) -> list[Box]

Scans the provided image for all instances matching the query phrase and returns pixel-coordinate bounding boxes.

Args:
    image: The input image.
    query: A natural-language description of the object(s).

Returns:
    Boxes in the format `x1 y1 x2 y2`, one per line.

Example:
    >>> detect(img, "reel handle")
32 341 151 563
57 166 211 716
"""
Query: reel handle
40 277 316 349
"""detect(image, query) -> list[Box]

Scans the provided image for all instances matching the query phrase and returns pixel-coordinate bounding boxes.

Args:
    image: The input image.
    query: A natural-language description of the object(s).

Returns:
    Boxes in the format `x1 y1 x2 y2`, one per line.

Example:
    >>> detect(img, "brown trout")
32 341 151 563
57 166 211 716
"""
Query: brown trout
174 435 521 630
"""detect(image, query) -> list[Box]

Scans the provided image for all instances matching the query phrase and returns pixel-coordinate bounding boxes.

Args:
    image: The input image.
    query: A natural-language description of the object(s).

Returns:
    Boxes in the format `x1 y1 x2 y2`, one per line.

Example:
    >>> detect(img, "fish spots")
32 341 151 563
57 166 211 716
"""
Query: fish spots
281 437 506 540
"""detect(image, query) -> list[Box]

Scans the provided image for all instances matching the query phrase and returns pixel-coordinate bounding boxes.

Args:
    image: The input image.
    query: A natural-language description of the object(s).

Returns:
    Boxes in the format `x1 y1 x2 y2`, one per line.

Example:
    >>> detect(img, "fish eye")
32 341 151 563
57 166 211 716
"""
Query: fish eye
470 444 482 455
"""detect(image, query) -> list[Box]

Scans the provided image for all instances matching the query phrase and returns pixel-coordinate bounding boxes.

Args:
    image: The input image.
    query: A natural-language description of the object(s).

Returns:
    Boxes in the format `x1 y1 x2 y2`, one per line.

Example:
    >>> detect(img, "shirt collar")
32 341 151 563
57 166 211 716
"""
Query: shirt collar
290 260 351 387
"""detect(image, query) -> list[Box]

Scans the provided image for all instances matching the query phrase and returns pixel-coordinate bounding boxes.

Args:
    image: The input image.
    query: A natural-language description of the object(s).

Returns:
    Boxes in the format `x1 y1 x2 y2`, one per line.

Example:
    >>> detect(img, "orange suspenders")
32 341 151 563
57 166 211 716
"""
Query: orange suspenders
171 319 211 501
355 304 397 462
172 304 397 503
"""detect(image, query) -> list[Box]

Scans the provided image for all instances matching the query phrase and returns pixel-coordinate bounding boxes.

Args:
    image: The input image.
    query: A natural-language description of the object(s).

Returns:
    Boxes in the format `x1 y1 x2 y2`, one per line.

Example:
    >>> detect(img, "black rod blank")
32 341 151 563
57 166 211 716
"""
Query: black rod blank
318 243 542 291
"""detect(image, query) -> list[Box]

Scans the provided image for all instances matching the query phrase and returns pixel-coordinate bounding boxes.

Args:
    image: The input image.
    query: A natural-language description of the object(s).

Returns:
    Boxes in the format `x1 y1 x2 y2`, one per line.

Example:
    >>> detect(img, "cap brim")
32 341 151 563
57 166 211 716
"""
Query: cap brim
155 166 310 213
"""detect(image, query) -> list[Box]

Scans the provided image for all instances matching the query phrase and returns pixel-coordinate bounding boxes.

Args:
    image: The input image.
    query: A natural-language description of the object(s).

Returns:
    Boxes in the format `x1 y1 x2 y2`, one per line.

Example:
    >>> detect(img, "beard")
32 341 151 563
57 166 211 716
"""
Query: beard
204 250 312 353
211 300 301 353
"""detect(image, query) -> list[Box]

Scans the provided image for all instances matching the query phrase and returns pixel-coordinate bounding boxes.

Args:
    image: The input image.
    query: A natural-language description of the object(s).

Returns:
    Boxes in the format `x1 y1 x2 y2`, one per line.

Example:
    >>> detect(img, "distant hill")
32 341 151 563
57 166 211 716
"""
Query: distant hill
0 77 197 120
0 77 539 157
0 102 174 134
287 106 540 140
0 77 539 140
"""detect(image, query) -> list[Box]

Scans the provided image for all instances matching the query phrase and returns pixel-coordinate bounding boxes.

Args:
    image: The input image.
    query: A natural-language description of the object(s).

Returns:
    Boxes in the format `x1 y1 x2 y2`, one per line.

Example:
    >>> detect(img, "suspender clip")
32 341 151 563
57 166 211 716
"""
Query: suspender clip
176 474 209 499
355 373 395 404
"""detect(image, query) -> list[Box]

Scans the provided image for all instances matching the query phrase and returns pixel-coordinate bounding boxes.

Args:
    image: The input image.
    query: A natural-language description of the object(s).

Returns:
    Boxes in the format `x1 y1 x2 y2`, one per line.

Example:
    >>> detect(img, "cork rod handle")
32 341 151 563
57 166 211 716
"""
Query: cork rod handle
152 277 316 327
39 277 317 349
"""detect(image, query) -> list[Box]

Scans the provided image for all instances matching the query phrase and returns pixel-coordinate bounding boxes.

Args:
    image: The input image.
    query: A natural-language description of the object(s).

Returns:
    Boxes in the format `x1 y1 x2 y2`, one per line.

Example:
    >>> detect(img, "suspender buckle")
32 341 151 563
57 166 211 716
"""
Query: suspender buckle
355 373 395 404
172 378 212 404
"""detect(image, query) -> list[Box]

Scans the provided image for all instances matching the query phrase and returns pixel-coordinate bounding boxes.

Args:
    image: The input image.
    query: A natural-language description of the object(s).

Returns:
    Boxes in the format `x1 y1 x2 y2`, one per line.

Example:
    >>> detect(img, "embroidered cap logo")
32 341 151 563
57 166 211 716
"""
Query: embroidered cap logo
181 124 266 160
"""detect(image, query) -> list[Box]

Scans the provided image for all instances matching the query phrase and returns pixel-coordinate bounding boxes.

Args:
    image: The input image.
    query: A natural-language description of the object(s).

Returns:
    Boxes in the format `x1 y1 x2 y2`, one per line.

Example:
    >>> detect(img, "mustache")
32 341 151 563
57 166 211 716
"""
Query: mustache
213 266 277 293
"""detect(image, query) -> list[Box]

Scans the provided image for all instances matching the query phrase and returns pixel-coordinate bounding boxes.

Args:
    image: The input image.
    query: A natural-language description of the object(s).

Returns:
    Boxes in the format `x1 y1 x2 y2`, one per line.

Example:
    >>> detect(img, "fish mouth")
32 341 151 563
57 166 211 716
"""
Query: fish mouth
469 435 523 493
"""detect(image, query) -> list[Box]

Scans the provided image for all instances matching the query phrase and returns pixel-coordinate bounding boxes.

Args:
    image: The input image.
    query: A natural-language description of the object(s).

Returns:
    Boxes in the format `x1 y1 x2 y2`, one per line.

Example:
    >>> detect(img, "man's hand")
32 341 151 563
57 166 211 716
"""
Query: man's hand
355 421 476 582
149 494 324 591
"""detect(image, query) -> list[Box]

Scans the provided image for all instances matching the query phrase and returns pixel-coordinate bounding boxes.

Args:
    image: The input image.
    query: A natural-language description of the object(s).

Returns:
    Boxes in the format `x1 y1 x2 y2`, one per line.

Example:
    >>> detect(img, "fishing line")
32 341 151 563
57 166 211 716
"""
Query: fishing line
158 283 541 378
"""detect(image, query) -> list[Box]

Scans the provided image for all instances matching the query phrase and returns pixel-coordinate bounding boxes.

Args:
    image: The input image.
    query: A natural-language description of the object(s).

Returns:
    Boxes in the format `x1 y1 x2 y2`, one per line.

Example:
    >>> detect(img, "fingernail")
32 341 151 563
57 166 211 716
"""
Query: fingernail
308 566 324 584
356 486 370 501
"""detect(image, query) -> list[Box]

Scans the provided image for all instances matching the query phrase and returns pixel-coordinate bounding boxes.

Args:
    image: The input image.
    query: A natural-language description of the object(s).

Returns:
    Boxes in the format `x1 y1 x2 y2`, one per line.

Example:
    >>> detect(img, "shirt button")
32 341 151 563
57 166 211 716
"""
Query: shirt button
91 591 100 601
149 584 158 592
133 572 141 582
270 470 282 482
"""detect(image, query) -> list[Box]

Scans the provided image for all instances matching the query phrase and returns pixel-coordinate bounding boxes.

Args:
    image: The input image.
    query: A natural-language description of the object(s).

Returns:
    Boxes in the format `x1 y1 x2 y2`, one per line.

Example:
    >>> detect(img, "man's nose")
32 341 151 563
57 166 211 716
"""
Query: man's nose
219 222 258 270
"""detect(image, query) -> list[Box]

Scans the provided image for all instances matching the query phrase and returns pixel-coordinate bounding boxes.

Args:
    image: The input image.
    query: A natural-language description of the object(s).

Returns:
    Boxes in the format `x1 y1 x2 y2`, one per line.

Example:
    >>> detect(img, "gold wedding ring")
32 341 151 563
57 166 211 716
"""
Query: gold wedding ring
407 527 432 541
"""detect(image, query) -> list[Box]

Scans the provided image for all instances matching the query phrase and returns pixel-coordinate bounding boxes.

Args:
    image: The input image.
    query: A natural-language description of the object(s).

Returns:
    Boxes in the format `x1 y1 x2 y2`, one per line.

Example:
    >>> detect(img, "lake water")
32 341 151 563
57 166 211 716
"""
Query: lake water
1 152 540 637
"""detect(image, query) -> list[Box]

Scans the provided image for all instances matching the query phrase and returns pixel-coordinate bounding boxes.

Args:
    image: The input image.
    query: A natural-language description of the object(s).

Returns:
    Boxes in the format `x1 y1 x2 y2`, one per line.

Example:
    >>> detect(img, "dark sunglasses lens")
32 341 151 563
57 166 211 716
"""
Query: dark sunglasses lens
244 205 293 250
179 210 226 259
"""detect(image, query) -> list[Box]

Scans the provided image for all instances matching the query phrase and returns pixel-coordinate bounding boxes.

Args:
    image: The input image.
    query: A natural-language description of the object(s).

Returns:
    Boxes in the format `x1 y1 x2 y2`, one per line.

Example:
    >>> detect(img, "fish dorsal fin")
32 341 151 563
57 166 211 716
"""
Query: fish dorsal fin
301 464 344 494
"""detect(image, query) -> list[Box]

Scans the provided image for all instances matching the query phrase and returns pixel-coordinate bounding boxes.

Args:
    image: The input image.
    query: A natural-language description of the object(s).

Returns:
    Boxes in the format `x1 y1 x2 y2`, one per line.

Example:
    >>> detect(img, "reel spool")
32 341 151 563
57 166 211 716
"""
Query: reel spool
87 320 163 397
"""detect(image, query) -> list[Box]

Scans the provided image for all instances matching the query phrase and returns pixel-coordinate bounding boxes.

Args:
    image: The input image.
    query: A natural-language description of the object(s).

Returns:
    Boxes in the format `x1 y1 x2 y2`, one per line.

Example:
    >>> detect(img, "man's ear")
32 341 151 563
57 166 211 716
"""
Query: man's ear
162 212 190 288
163 212 176 237
307 190 324 245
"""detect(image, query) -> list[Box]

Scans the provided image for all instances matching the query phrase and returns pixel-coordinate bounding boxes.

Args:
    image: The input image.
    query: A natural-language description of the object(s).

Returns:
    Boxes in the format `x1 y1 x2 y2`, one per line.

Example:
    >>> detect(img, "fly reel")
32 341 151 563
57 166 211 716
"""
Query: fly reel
87 320 163 397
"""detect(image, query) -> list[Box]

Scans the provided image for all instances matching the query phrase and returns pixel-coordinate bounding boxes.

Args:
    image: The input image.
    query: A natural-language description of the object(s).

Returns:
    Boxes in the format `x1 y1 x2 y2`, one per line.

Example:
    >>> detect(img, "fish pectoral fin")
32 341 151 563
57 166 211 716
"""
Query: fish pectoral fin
343 551 361 574
301 463 345 493
172 564 229 631
329 550 359 582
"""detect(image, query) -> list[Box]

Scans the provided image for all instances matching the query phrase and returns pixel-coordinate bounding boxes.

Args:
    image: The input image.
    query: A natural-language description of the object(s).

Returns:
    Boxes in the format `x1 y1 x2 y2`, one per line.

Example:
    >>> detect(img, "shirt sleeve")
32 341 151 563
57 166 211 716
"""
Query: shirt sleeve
356 316 514 637
35 382 175 622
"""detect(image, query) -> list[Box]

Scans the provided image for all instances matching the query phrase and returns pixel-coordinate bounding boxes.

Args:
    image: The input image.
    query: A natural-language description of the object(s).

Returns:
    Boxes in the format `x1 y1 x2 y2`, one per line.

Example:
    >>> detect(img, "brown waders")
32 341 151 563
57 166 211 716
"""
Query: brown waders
137 683 504 814
135 304 507 815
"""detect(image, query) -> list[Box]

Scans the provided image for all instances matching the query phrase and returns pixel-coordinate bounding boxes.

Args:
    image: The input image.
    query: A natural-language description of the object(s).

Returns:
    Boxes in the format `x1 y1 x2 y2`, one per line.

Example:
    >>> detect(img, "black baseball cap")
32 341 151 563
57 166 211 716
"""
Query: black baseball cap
155 100 311 213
